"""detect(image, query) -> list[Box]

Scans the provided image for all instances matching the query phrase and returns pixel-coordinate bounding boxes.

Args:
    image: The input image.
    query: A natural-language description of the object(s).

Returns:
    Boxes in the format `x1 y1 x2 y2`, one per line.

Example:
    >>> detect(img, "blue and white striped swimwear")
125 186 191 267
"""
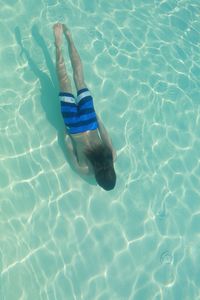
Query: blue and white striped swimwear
59 88 98 134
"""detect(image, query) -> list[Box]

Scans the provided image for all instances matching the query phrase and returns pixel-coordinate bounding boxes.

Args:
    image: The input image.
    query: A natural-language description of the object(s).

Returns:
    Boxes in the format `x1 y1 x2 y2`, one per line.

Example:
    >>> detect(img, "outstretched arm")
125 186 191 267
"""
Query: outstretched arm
96 115 117 161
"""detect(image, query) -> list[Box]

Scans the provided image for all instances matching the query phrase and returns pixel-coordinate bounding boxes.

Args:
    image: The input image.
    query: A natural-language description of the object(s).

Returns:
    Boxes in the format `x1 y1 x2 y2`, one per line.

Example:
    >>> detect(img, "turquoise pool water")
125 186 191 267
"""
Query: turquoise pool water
1 0 200 299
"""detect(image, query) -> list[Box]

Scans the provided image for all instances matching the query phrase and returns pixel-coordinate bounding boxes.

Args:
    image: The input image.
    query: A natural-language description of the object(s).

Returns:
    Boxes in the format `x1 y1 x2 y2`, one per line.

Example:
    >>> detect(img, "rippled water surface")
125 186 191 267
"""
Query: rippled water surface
1 0 200 299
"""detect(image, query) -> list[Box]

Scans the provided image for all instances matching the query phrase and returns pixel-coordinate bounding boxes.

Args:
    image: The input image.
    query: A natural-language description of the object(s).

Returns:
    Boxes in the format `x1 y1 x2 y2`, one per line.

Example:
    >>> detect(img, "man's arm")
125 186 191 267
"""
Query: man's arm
96 115 117 161
65 135 90 175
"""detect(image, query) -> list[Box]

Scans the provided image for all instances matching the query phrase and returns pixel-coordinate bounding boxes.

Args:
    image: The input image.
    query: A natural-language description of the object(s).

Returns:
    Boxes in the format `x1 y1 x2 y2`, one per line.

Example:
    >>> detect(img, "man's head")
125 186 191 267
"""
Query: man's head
84 143 116 191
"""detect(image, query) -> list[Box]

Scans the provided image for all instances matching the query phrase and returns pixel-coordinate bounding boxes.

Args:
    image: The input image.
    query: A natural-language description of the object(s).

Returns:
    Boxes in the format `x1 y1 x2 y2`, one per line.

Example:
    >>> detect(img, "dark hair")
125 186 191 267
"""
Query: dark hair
84 143 116 191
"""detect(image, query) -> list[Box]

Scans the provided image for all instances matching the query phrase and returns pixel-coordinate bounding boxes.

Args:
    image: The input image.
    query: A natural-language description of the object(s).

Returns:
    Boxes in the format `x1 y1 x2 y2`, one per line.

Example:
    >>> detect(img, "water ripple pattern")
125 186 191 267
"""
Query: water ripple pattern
0 0 200 299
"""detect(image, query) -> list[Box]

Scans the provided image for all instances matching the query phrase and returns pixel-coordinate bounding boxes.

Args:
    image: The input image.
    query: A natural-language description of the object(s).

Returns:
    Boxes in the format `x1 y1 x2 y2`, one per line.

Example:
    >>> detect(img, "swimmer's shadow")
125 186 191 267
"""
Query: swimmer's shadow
14 25 96 186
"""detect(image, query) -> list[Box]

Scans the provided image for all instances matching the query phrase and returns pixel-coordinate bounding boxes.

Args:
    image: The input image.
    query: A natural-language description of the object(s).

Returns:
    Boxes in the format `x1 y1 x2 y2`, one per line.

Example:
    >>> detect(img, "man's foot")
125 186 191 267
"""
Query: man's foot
62 24 71 40
53 23 63 47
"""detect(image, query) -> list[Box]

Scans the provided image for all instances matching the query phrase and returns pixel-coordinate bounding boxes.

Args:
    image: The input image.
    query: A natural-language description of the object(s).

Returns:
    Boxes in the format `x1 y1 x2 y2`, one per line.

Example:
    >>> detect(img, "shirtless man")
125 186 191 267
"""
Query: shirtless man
53 23 116 190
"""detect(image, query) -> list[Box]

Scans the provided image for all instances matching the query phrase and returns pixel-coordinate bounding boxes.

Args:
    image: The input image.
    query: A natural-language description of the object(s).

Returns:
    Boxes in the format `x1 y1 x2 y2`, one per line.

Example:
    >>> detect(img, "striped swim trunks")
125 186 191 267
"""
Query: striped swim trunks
59 88 98 134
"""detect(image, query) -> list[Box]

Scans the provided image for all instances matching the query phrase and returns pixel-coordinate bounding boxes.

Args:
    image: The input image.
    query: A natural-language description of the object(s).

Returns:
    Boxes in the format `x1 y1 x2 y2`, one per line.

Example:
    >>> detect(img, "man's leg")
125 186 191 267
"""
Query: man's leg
53 23 72 93
63 24 86 91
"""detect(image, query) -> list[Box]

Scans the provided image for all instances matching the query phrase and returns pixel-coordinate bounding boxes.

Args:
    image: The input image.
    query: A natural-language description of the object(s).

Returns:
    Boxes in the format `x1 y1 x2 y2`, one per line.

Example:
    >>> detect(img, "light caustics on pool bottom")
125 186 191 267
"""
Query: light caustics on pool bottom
0 0 200 299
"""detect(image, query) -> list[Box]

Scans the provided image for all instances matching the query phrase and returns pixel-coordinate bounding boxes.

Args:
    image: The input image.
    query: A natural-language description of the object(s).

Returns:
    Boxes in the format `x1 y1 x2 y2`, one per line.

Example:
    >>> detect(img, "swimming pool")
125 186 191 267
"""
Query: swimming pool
1 0 200 299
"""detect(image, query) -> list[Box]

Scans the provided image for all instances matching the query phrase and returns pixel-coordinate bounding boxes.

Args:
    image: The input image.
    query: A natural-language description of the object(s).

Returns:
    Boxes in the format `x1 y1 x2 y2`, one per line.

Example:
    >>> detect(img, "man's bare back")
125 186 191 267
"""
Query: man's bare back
65 115 116 175
66 129 102 173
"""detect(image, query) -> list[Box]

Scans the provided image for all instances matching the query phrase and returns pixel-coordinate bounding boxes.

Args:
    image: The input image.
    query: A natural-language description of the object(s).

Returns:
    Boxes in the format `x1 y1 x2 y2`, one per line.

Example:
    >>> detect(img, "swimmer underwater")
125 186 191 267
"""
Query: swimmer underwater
53 23 117 191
